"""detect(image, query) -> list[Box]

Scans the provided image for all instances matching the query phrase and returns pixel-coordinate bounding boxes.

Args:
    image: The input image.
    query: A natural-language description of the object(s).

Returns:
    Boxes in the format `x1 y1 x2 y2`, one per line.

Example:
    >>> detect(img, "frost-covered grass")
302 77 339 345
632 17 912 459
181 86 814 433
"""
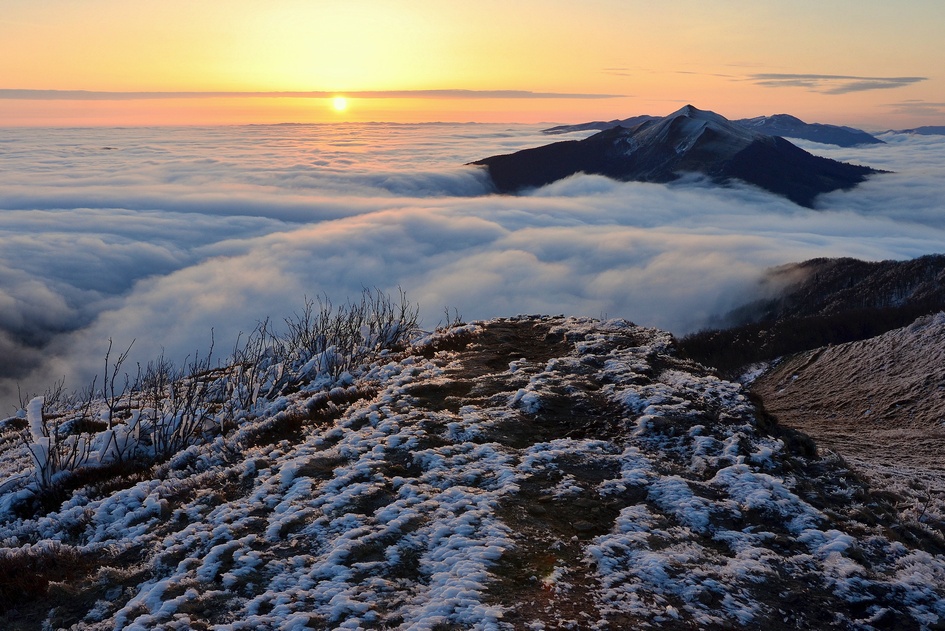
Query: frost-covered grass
4 288 420 506
1 315 943 630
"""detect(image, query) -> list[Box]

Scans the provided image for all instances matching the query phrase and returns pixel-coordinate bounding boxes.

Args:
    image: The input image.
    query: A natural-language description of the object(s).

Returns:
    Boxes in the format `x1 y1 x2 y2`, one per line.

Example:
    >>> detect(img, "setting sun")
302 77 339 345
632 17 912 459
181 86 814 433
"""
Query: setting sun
332 96 348 113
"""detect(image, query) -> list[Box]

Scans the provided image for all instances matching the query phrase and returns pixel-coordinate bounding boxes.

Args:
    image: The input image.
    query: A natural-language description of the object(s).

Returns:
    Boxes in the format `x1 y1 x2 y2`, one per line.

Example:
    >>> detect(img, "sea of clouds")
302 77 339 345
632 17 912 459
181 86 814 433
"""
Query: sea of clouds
1 122 944 410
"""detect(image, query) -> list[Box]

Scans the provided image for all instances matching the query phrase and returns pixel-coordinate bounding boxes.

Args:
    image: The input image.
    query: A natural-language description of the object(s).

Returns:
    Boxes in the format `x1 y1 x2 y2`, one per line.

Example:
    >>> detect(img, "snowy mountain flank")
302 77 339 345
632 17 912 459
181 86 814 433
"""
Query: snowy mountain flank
474 105 881 207
543 112 884 148
2 315 944 629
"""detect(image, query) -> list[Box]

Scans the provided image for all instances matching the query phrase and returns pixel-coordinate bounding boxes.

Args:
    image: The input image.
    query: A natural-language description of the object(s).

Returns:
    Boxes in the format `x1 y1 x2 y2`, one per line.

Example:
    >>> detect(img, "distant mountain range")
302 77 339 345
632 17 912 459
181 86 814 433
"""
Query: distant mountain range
545 112 885 148
889 126 945 136
473 105 882 208
735 114 884 147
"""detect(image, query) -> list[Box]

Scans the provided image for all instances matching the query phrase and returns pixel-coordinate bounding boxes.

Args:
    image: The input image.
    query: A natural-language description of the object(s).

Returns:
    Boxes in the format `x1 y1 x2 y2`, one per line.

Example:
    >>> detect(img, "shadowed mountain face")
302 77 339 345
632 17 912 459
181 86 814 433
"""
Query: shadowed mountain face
475 105 881 208
679 254 945 375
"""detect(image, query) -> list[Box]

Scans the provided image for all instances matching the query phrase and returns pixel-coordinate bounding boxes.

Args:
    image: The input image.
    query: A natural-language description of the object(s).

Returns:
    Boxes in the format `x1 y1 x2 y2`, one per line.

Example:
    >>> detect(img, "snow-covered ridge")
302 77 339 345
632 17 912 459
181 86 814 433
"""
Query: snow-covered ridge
1 316 943 629
544 110 885 148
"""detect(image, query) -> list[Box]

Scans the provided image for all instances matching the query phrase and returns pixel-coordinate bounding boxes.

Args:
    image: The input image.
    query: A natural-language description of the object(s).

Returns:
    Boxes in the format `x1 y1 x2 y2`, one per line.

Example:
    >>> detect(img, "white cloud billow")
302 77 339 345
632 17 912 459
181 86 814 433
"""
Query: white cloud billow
2 122 944 409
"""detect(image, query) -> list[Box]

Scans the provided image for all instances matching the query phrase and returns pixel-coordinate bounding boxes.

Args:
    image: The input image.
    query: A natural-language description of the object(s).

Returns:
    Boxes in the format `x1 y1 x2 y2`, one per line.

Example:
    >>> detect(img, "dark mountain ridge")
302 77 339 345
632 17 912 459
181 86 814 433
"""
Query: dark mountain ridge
544 111 884 147
890 126 945 136
735 113 884 147
542 114 657 135
475 105 882 208
679 253 945 375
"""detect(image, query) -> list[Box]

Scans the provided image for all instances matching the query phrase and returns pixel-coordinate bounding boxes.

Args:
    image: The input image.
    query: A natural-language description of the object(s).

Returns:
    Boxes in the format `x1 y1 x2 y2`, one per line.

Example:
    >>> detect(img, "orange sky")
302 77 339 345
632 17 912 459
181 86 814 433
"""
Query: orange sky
1 0 943 127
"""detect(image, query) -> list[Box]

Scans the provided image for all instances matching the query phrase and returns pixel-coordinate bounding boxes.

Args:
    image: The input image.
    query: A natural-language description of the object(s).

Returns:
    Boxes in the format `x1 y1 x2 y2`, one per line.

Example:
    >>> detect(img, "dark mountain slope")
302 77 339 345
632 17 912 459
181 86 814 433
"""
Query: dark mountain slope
679 254 945 375
475 105 881 208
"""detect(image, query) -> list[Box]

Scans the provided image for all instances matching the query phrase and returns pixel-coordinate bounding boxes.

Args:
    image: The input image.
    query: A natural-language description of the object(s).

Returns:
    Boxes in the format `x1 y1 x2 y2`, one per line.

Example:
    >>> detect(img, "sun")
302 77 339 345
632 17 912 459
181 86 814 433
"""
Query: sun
332 96 348 112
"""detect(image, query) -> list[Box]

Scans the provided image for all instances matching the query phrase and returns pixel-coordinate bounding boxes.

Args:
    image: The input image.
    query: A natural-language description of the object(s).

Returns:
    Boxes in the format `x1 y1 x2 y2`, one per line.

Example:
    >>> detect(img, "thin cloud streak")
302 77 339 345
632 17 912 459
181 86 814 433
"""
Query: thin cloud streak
749 73 927 94
884 100 945 117
0 89 624 101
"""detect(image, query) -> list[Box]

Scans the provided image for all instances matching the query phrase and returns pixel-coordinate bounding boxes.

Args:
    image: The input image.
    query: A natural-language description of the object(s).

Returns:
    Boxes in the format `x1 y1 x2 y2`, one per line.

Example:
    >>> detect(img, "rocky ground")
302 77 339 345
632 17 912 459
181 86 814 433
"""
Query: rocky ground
1 316 944 629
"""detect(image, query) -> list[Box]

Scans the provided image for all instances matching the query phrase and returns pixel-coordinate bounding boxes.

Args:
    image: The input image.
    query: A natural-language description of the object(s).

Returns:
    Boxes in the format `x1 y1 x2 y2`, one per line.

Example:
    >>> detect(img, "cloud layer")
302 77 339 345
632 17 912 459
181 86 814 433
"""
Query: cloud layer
2 123 945 410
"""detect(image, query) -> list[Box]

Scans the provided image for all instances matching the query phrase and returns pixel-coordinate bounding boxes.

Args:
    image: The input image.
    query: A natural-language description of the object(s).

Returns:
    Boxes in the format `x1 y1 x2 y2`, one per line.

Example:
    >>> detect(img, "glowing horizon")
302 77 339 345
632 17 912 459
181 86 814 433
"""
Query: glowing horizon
1 0 943 127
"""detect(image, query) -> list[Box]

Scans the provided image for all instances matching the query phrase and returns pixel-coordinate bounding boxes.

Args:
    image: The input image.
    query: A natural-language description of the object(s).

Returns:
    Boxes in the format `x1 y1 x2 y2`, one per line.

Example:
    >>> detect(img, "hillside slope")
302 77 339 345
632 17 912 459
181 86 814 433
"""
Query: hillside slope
752 312 945 528
0 318 945 629
1 317 944 629
680 254 945 375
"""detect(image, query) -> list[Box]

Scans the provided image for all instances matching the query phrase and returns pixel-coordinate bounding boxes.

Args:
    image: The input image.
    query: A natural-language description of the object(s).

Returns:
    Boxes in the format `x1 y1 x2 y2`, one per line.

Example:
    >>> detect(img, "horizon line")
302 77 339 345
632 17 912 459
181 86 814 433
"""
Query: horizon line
0 88 626 101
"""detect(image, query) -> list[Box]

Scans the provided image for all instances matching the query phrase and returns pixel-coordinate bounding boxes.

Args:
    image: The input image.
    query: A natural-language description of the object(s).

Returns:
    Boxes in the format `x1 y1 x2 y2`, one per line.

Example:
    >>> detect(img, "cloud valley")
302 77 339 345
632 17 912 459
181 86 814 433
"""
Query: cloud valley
2 123 944 411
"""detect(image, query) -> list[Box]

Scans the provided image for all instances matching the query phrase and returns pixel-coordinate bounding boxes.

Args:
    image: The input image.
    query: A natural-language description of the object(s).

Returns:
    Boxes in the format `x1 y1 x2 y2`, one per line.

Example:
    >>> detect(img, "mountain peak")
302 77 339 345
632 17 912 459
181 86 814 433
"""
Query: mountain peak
667 104 718 120
669 103 700 117
473 105 882 207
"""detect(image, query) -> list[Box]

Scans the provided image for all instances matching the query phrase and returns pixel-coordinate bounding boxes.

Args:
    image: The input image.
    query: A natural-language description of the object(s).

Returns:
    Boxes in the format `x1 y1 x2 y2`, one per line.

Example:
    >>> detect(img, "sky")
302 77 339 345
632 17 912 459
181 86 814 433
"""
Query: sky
1 0 944 127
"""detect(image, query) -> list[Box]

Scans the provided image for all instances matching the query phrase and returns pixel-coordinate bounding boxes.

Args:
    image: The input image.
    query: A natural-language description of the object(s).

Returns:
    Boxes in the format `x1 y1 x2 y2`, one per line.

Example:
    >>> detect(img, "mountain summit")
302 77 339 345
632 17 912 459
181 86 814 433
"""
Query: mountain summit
475 105 882 207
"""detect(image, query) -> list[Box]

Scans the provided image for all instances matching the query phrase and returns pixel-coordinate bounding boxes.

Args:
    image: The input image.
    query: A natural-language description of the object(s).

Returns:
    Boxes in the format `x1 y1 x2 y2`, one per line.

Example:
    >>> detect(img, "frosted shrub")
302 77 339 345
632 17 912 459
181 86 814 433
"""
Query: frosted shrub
229 287 421 403
16 289 421 497
143 343 217 461
22 395 94 493
280 287 421 379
